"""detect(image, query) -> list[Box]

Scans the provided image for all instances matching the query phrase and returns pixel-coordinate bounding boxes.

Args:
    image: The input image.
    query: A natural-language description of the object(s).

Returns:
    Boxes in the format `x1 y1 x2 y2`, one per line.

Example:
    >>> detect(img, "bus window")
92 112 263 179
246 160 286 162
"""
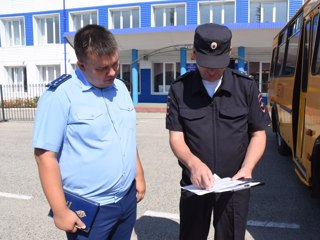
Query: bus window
312 14 320 75
270 48 277 77
302 21 311 92
277 43 286 75
282 16 302 76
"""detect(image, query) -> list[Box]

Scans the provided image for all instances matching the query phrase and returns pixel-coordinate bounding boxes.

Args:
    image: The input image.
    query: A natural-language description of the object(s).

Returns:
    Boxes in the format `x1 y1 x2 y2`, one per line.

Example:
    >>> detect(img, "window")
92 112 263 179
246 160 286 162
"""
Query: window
38 65 61 84
117 63 140 92
34 15 60 45
199 1 235 24
153 62 180 93
273 14 302 77
250 0 287 23
6 66 27 92
0 17 25 47
70 11 97 32
109 8 139 29
152 4 185 27
312 14 320 75
282 19 301 76
248 62 270 93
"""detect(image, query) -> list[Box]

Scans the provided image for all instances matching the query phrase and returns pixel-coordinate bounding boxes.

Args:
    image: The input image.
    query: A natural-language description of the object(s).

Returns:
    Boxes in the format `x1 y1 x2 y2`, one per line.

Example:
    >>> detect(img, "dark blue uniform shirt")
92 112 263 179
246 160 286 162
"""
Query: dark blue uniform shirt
166 68 271 185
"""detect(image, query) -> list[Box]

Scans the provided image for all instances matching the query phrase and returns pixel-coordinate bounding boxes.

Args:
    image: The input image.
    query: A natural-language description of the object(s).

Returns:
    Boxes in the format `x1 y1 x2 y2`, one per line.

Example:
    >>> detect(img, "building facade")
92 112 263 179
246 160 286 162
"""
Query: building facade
0 0 304 103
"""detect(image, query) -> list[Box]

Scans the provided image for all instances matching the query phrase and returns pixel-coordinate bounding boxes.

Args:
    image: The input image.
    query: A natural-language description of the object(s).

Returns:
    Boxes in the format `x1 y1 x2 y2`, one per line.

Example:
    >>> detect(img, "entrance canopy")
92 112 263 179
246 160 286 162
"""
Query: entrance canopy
64 23 284 60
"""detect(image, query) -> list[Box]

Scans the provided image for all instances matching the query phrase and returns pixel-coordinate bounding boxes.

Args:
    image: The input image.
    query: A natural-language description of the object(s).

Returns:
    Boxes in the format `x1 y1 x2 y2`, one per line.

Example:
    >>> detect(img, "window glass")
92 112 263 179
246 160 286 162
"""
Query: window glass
276 1 287 22
213 5 222 24
276 44 285 76
132 9 139 28
6 66 27 92
312 14 319 49
199 4 211 24
250 1 287 23
38 65 61 83
224 3 235 23
47 18 54 43
71 12 97 31
165 8 175 26
113 11 121 29
55 17 60 43
73 15 81 31
82 14 90 26
165 63 174 87
153 63 180 93
123 10 131 28
270 48 277 77
250 2 261 23
39 19 45 44
176 6 185 26
262 63 270 93
154 63 162 92
283 31 300 76
153 5 185 27
155 8 163 27
36 16 59 45
199 2 234 24
263 3 273 23
312 15 320 75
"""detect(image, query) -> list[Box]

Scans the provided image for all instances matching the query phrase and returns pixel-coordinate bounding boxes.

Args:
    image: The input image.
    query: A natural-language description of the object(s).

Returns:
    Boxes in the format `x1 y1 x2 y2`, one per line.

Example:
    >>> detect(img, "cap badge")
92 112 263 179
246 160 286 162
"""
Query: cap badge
210 42 217 50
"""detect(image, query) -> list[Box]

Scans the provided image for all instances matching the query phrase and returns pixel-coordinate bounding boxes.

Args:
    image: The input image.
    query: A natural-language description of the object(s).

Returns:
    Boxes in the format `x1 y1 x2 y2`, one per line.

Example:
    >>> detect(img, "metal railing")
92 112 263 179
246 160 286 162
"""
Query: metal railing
0 83 46 121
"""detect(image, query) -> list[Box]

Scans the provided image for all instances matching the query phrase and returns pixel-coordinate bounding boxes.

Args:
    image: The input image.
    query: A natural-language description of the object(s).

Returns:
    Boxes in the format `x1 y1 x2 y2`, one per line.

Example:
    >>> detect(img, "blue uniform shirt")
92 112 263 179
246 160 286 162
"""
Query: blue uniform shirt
33 68 136 205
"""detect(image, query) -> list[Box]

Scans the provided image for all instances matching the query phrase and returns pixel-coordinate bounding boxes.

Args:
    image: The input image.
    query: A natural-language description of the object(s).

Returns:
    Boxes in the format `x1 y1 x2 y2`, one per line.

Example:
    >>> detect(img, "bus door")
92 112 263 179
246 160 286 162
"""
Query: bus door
295 18 312 180
301 12 320 183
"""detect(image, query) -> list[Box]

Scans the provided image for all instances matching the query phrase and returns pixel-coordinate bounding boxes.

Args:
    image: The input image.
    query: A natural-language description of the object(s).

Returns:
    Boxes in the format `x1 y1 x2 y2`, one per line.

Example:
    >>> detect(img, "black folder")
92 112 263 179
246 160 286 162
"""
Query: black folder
48 190 100 233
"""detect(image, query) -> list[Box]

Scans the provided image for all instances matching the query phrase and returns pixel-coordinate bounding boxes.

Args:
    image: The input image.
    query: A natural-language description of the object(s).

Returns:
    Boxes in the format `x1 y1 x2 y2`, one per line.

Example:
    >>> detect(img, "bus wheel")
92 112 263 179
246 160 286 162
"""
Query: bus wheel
311 145 320 198
276 131 291 156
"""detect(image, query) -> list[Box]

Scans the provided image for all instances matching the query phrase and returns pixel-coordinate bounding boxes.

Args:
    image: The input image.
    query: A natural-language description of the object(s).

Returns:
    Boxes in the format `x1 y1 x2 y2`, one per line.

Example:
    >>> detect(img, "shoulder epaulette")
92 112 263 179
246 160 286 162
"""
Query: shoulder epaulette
174 71 194 82
46 74 72 89
231 69 254 80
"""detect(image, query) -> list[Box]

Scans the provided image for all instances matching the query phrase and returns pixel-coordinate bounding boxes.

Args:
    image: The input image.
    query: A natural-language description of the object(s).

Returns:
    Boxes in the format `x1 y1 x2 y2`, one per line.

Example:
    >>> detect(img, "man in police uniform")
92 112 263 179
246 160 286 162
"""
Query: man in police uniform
166 23 271 240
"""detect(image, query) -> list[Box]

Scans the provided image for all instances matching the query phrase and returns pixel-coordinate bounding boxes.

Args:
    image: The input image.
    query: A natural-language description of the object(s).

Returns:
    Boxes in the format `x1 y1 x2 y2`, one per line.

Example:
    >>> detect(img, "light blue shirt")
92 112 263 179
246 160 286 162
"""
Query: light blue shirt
33 68 136 205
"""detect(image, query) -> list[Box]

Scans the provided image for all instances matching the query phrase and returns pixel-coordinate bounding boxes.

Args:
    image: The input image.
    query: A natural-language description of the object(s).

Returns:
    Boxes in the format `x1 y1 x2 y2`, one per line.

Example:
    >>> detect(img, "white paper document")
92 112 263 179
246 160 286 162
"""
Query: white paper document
181 174 263 195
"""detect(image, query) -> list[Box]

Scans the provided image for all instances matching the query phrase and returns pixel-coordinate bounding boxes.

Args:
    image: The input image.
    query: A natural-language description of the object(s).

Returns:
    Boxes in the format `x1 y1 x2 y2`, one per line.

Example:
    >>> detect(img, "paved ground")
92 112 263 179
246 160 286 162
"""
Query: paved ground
1 113 319 240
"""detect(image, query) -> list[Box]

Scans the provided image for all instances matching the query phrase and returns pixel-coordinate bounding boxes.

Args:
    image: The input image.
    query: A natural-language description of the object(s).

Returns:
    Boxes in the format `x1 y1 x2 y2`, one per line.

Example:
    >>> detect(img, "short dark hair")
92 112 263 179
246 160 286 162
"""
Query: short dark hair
74 24 118 62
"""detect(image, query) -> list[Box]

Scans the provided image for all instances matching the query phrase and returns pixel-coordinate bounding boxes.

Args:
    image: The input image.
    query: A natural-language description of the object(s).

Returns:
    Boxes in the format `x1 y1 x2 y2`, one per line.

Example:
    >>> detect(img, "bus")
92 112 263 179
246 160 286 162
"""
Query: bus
268 0 320 197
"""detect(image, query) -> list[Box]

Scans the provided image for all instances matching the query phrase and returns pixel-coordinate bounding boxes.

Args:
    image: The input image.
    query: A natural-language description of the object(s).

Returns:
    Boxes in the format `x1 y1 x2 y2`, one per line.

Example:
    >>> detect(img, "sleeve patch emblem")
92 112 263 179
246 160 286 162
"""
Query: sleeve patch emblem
258 93 266 113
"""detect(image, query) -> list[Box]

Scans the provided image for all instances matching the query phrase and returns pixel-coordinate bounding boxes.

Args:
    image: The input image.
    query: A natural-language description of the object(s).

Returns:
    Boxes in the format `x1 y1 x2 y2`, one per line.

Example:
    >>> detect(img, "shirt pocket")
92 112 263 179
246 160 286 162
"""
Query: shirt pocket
73 110 111 141
219 107 248 131
116 102 136 130
180 108 207 120
179 108 207 132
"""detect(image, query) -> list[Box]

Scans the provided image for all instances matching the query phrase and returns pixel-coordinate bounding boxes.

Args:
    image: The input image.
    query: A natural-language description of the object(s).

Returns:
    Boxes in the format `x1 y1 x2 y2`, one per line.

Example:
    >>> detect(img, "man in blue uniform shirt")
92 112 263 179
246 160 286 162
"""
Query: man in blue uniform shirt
166 23 271 240
33 24 146 240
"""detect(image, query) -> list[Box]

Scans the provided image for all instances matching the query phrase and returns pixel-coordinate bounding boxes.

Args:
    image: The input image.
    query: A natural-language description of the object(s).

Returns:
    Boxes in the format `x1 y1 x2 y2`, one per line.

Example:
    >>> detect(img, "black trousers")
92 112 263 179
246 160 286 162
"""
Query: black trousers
179 189 250 240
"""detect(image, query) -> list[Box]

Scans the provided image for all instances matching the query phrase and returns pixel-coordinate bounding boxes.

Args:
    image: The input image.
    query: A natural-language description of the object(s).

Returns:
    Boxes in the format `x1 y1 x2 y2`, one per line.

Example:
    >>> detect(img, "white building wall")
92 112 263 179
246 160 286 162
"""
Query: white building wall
0 0 166 14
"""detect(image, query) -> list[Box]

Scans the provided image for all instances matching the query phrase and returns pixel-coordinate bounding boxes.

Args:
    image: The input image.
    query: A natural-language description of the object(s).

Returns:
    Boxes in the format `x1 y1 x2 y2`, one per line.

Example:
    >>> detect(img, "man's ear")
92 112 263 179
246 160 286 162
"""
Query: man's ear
191 48 196 61
77 60 85 71
229 47 233 57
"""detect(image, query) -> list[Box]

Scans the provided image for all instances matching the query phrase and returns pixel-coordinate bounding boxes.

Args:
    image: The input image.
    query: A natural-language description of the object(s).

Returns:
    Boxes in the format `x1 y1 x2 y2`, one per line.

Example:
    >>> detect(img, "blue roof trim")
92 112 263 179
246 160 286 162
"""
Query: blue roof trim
225 22 286 30
111 25 197 34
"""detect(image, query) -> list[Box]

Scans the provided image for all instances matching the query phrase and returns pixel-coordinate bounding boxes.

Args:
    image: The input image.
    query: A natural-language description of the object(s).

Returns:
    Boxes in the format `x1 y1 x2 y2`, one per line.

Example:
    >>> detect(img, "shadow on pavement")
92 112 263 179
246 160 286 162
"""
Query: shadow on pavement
134 216 179 240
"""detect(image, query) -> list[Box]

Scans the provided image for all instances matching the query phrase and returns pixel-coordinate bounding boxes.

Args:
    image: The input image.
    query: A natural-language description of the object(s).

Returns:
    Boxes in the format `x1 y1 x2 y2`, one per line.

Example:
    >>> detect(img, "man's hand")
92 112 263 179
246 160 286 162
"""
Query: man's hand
136 174 146 202
136 149 146 202
189 161 214 190
53 208 86 233
231 167 252 180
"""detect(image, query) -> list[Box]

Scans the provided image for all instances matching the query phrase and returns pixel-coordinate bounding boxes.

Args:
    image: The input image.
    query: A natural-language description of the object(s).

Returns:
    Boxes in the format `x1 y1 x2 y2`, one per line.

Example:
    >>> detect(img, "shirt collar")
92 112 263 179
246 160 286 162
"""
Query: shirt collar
75 68 117 91
191 68 233 96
